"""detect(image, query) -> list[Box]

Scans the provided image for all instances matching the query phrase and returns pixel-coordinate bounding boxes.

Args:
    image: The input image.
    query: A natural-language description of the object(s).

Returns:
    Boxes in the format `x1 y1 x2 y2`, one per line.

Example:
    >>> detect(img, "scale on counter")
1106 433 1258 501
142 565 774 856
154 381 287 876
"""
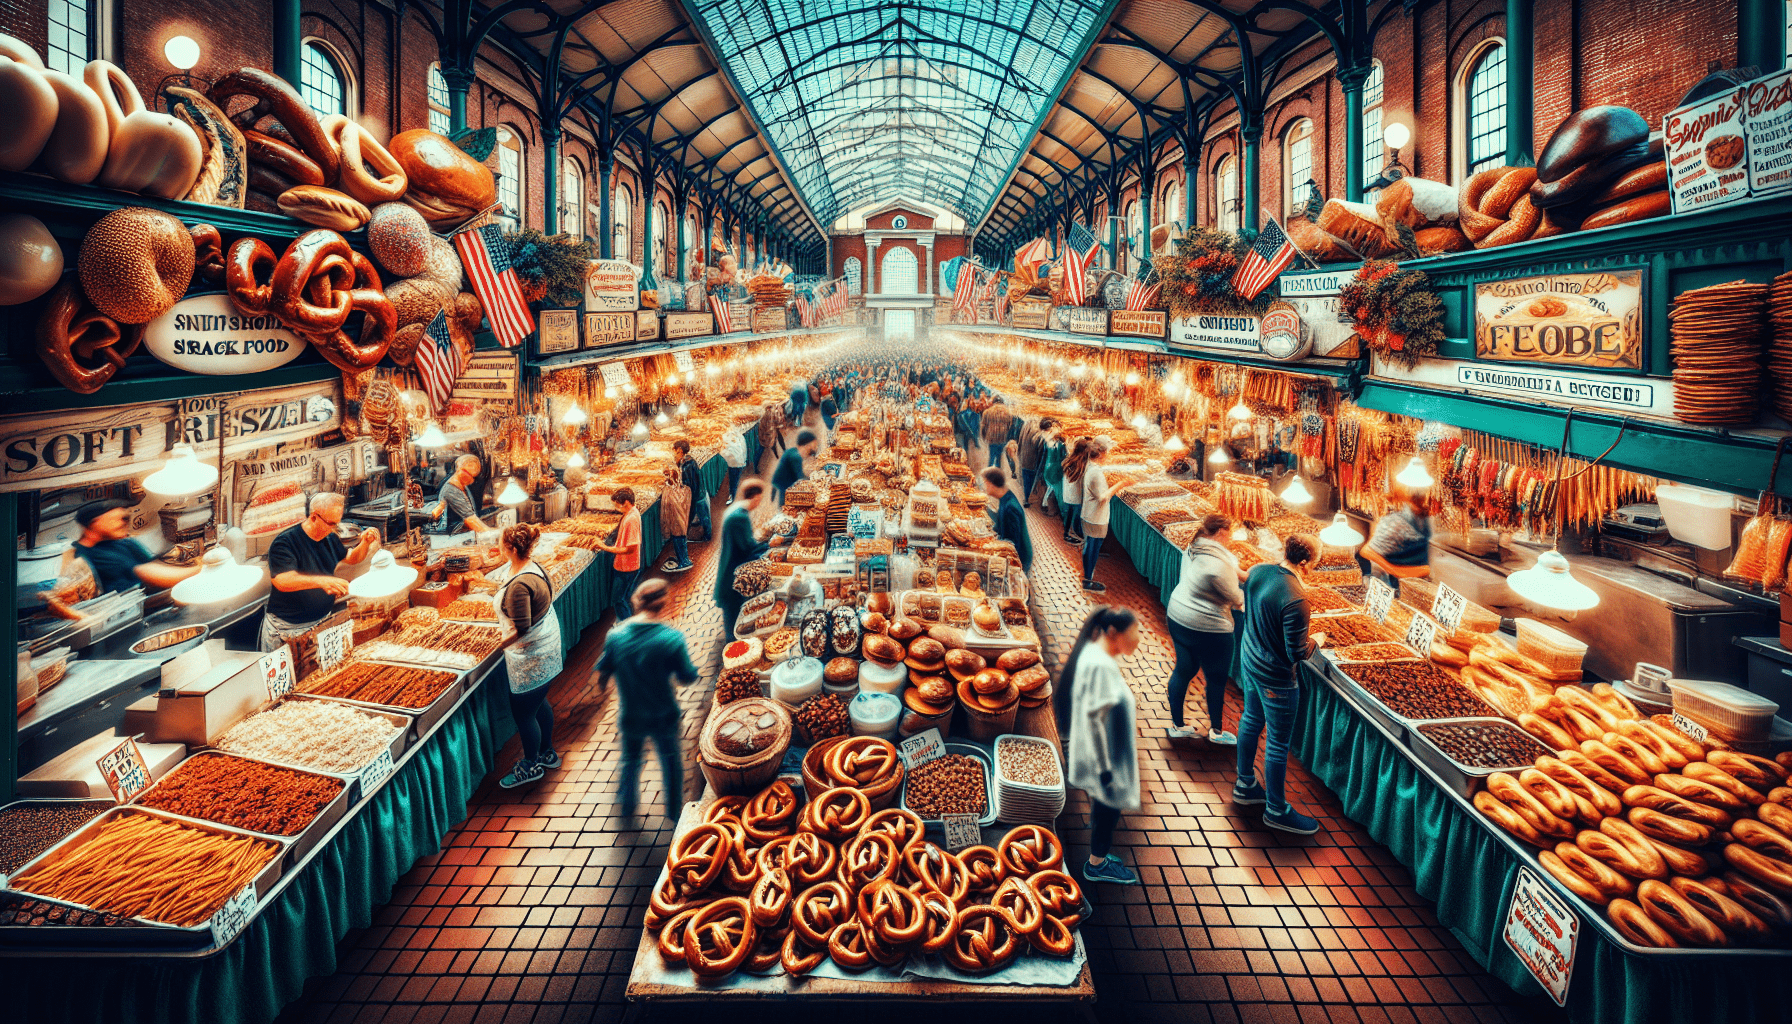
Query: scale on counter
1603 503 1673 544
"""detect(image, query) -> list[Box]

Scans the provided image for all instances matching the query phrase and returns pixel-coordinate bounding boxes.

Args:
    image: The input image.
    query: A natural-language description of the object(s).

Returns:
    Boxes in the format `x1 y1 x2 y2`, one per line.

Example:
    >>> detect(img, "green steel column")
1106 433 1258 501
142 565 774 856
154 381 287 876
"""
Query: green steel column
540 127 558 234
1241 125 1261 234
274 0 302 88
1137 171 1152 261
1183 148 1197 227
1739 0 1787 74
1339 64 1372 201
1106 188 1119 270
1506 0 1536 166
675 195 689 283
639 159 656 287
598 155 614 259
443 66 472 134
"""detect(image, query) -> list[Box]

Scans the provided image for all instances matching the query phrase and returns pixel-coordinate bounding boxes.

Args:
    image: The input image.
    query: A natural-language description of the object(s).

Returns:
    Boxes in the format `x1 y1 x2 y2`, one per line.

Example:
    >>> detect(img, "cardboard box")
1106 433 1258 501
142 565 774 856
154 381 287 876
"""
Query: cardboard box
410 579 463 608
144 649 265 746
17 730 186 798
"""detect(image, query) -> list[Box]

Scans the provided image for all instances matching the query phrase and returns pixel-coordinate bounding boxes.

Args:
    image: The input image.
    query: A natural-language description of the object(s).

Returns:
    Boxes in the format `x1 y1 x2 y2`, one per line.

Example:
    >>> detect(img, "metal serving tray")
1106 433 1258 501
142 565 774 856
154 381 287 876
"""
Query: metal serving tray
1406 718 1552 800
900 741 998 831
269 692 414 775
0 805 289 950
129 750 353 868
0 796 114 885
297 661 469 738
1323 655 1503 750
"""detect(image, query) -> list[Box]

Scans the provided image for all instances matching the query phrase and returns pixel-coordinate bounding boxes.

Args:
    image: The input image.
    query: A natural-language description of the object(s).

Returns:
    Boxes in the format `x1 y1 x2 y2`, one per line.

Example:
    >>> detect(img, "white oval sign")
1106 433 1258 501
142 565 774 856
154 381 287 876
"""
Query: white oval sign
144 294 304 375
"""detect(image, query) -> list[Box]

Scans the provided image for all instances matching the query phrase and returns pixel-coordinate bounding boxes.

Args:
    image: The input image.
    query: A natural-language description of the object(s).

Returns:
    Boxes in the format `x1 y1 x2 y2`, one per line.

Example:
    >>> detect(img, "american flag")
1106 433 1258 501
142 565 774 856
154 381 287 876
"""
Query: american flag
1013 236 1051 271
1231 216 1298 301
709 293 733 333
1061 241 1090 306
1124 258 1160 310
1069 222 1101 265
952 260 979 315
995 281 1010 322
452 224 534 348
414 307 465 413
827 278 847 319
795 289 814 328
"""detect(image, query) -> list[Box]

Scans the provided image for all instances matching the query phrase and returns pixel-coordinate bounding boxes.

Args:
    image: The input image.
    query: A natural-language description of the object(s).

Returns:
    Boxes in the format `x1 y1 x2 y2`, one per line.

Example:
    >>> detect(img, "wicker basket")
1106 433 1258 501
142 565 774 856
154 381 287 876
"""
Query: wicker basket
699 697 793 795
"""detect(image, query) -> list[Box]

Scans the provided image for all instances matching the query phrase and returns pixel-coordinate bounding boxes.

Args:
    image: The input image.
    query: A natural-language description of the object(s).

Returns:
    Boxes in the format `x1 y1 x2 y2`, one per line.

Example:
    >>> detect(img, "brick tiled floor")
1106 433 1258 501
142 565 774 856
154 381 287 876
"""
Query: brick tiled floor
278 423 1563 1024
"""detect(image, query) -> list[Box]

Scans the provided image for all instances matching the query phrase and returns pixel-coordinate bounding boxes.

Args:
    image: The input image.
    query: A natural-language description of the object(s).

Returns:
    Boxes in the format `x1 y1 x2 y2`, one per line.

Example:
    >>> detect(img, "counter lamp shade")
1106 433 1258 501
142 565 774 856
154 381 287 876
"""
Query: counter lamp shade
412 421 449 448
497 476 529 505
1507 549 1601 612
632 419 649 437
1227 399 1251 421
142 444 218 499
1208 445 1231 466
1130 414 1147 429
1394 456 1435 489
1319 512 1365 548
562 402 588 426
1281 474 1313 506
171 547 262 606
348 549 420 600
567 450 586 468
1165 436 1186 451
164 35 201 70
654 410 670 426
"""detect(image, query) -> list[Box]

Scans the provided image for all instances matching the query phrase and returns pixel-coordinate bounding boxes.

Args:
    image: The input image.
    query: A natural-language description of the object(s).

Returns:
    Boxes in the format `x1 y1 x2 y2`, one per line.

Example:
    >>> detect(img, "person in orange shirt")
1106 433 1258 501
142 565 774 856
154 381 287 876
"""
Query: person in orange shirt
595 487 643 620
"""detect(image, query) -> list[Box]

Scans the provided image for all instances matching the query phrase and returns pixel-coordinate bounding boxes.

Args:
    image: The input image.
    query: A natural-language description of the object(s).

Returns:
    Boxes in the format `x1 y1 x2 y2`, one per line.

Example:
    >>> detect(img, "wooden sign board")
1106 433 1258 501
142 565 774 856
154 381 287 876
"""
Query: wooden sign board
729 300 751 334
1473 270 1644 370
1665 87 1751 215
1745 67 1792 199
1171 314 1261 354
535 308 579 356
451 351 517 405
1109 310 1166 339
1061 307 1109 336
752 305 789 333
635 310 660 341
1011 296 1051 330
665 312 714 340
142 294 304 374
584 259 639 311
584 311 636 349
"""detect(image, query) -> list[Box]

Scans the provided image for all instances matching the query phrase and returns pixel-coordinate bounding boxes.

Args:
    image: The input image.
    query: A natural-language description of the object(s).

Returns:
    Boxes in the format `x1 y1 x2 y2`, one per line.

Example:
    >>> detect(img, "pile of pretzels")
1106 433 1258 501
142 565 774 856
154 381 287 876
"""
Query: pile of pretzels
649 779 1082 979
1471 694 1792 948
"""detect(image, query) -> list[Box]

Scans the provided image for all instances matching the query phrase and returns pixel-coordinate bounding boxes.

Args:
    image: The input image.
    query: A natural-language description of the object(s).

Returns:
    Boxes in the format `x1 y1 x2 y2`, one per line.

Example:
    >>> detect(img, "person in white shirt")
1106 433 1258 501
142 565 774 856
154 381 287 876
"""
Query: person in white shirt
1073 437 1120 593
1164 514 1246 743
1061 605 1143 885
721 426 748 506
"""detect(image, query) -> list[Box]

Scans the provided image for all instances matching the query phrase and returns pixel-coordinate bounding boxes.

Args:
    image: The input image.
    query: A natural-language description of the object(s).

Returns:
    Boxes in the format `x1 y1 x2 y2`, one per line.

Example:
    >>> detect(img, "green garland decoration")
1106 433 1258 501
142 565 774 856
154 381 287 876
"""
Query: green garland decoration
1152 228 1273 321
504 229 597 307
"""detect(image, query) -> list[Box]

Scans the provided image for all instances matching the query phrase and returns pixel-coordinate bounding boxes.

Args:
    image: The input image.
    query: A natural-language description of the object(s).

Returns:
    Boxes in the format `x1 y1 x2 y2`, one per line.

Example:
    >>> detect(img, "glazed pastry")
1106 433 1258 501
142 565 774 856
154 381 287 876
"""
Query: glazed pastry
36 68 108 184
0 35 56 171
0 214 63 306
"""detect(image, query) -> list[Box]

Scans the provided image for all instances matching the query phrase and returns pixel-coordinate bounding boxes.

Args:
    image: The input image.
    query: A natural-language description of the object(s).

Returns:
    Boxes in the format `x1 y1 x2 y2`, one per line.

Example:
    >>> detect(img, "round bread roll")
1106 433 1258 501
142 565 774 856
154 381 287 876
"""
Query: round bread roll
277 184 371 230
0 213 63 306
1413 225 1473 253
972 604 1002 632
905 687 951 715
912 675 954 706
927 625 967 650
866 592 894 616
996 649 1040 673
1011 665 1051 693
945 649 987 681
906 638 946 665
78 206 194 323
389 128 498 228
862 634 904 667
860 610 888 635
888 616 924 642
824 657 859 684
972 668 1011 696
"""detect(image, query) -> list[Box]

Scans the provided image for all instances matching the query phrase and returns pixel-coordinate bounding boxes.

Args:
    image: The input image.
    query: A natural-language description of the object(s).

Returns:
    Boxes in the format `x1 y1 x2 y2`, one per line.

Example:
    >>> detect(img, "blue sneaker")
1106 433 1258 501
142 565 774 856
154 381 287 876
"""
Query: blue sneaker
499 758 545 789
1263 806 1321 835
1081 854 1140 885
536 749 562 771
1231 779 1267 805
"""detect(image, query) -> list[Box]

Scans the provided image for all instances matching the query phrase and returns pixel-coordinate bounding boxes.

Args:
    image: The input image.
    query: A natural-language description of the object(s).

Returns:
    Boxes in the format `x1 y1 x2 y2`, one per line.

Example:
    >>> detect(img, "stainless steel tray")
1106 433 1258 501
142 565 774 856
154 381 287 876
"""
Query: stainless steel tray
298 662 469 738
1406 718 1551 800
0 796 114 884
900 741 998 830
1324 656 1503 750
129 750 353 868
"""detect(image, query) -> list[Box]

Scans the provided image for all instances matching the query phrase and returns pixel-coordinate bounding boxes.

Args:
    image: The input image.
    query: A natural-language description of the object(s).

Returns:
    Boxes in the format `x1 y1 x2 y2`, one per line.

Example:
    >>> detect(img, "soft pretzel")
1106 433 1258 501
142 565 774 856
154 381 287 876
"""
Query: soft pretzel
990 876 1044 936
1652 773 1747 814
1517 713 1576 752
1579 740 1652 787
1636 879 1728 947
1645 836 1710 878
857 877 927 948
276 231 395 371
78 206 195 324
656 904 705 965
667 822 734 894
1589 683 1641 721
1557 749 1630 795
704 795 748 826
1607 898 1677 948
860 808 925 855
790 880 853 946
780 928 827 976
1615 720 1688 770
1626 806 1713 846
944 904 1020 974
759 833 838 887
646 874 709 931
749 867 793 928
1027 869 1085 927
859 913 909 967
1670 876 1769 939
716 820 760 893
1458 167 1539 243
1485 773 1575 839
1622 785 1733 829
1774 787 1792 807
1732 818 1792 862
998 824 1065 876
799 786 871 842
209 67 340 185
836 829 900 892
1713 871 1792 927
1727 843 1792 894
1517 768 1592 823
902 842 970 906
916 889 958 953
1684 762 1767 807
1602 732 1669 776
824 737 905 801
741 780 800 844
225 237 278 315
1709 750 1788 790
35 279 144 395
1533 756 1622 819
1474 790 1547 846
958 845 1009 896
1542 842 1634 905
1576 818 1667 880
826 918 873 970
1549 702 1611 745
682 896 756 978
322 114 407 204
744 922 788 974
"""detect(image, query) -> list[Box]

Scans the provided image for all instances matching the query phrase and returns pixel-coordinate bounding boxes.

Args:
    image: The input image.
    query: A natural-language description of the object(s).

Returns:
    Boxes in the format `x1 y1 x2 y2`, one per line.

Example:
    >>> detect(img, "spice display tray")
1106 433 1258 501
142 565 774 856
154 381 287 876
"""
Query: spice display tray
1 805 290 949
899 741 998 830
1326 657 1502 749
992 733 1066 824
267 693 414 783
0 796 115 886
131 750 353 868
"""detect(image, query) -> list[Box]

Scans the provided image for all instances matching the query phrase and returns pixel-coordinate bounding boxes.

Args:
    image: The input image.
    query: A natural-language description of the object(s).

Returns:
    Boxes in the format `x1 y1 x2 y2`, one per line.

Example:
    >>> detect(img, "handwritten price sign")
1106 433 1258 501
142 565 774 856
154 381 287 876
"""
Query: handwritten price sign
899 728 946 769
1364 578 1395 624
1404 613 1439 658
260 644 297 702
97 737 152 803
210 882 260 947
1431 584 1468 632
357 748 395 795
1504 867 1578 1006
941 813 983 853
314 621 353 674
673 350 695 373
598 361 630 387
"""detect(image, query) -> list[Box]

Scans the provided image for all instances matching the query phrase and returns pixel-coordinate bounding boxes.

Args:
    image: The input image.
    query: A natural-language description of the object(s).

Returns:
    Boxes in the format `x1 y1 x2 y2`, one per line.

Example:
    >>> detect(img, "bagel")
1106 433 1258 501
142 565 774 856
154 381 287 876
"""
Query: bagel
1758 800 1792 837
1626 806 1713 846
1589 682 1641 721
1636 878 1727 947
1709 750 1788 789
1607 897 1677 947
1580 739 1651 787
77 206 195 323
390 128 497 229
322 114 407 205
1647 719 1712 762
1518 767 1591 823
1731 818 1792 862
1541 842 1634 905
1615 719 1688 770
1652 772 1747 813
1726 843 1792 895
1644 836 1710 877
1603 732 1669 776
1557 749 1630 795
1621 784 1733 829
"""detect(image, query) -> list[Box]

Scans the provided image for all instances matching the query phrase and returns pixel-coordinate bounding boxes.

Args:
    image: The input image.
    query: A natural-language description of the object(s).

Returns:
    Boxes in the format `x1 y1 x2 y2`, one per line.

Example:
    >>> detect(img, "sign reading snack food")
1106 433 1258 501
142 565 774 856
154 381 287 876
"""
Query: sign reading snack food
144 294 304 374
1257 301 1310 360
1011 296 1051 330
584 260 639 311
664 311 713 340
1171 313 1260 353
535 308 579 356
1665 87 1751 214
1109 310 1166 339
1746 67 1792 199
583 311 635 349
1474 270 1644 370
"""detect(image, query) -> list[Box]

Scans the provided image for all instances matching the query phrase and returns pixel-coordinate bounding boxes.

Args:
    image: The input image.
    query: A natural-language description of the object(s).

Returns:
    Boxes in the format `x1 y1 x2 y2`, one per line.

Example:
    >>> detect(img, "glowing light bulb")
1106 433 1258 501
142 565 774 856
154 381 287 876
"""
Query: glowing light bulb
624 381 637 393
1125 370 1140 386
562 403 588 426
632 419 649 436
666 372 679 385
1209 445 1231 466
705 363 718 376
567 450 586 468
1227 399 1251 421
1281 474 1313 505
164 35 201 71
1130 414 1147 429
676 402 688 416
1068 398 1081 412
498 477 529 505
654 411 669 426
1166 436 1186 451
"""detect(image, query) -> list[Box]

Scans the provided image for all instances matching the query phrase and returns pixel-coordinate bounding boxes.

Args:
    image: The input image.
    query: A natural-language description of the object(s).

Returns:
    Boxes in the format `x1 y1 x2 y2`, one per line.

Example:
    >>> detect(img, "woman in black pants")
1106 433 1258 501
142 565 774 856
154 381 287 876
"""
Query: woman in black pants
1163 515 1245 743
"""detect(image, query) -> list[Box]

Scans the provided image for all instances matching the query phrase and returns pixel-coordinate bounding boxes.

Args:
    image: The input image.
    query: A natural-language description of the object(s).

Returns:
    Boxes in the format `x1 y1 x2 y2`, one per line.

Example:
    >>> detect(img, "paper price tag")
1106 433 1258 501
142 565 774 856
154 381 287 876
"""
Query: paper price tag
1404 613 1439 658
259 645 297 702
315 620 353 674
1431 584 1468 632
97 737 152 803
1503 867 1578 1006
497 507 518 529
673 350 695 372
898 728 945 769
1364 578 1395 624
211 882 260 947
598 361 630 387
1671 712 1709 743
941 813 983 853
357 749 394 794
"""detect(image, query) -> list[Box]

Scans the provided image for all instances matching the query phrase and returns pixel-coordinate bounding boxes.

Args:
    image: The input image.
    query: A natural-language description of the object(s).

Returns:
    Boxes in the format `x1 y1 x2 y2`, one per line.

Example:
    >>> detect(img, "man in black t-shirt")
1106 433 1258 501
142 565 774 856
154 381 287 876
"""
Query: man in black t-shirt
260 493 380 651
68 502 199 596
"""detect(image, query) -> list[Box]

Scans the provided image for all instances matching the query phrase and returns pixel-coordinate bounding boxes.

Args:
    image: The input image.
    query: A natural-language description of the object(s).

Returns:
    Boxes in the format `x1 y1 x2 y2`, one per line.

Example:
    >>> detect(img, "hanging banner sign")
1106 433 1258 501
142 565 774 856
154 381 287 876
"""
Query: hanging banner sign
535 309 579 356
584 311 636 349
1474 270 1644 369
1108 311 1166 339
636 310 660 341
584 260 640 311
143 294 304 374
665 312 713 340
1277 270 1355 297
451 351 518 405
1455 365 1656 410
1060 308 1108 336
1745 67 1792 199
1171 314 1261 352
1011 297 1051 330
1665 86 1752 215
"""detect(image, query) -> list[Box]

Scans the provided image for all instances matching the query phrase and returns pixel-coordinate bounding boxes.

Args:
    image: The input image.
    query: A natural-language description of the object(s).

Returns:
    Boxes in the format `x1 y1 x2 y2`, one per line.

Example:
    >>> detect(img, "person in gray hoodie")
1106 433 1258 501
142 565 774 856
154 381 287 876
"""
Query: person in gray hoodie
1164 515 1245 744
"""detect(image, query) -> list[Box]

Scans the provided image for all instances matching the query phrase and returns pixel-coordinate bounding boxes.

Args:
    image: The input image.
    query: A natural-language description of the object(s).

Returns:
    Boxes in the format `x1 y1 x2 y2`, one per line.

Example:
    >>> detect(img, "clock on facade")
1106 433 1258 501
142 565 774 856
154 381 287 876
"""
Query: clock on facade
891 215 907 229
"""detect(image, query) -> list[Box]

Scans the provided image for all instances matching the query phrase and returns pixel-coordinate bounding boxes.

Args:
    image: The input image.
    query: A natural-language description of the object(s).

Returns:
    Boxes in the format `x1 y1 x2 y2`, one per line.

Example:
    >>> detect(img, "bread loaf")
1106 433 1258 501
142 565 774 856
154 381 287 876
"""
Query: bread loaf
1317 200 1395 258
1285 216 1353 263
1376 178 1458 229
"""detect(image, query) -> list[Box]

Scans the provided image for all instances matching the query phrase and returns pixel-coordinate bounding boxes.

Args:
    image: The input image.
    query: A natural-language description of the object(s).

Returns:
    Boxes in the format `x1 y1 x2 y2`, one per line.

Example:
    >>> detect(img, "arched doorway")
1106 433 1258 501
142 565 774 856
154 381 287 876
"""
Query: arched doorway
886 309 915 341
880 246 917 294
844 257 862 296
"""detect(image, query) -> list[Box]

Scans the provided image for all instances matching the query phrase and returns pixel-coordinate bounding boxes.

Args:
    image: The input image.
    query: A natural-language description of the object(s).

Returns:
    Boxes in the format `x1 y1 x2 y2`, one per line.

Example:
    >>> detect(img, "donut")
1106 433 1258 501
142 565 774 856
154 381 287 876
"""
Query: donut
1709 750 1788 790
1534 756 1622 819
1579 739 1652 787
1541 843 1633 905
1713 871 1792 927
1607 898 1678 948
1731 819 1792 862
1576 818 1667 880
1670 876 1769 939
1636 879 1727 946
1626 806 1713 846
1684 762 1767 806
1725 843 1792 895
77 207 195 323
1622 784 1733 829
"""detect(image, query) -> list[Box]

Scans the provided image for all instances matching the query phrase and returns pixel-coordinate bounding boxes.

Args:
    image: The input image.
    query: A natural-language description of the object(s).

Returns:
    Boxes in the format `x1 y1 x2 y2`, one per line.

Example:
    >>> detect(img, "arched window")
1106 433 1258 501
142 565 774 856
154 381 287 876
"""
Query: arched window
494 127 524 230
1362 60 1386 190
1215 157 1239 232
613 184 633 262
559 157 583 238
300 42 348 118
1461 41 1508 178
427 64 452 136
47 0 94 75
844 257 862 296
880 246 917 294
652 202 669 276
1283 118 1314 217
685 213 699 277
1162 178 1184 229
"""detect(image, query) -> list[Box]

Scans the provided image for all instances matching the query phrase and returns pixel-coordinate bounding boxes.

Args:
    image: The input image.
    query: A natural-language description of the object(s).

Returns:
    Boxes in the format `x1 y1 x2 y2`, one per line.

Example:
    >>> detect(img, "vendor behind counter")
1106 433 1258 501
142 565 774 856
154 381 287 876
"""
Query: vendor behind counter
68 501 199 597
261 493 379 651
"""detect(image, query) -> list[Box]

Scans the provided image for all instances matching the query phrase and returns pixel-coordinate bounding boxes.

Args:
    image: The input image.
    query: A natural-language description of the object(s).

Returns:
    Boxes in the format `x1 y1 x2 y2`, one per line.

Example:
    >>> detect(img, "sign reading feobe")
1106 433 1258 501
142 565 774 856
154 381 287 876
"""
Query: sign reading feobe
1474 270 1644 370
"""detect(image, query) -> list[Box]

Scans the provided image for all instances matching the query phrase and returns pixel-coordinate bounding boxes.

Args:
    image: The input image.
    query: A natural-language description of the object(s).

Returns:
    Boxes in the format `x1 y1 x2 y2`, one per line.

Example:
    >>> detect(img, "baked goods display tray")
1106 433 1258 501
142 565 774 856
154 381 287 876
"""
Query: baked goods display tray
127 750 354 869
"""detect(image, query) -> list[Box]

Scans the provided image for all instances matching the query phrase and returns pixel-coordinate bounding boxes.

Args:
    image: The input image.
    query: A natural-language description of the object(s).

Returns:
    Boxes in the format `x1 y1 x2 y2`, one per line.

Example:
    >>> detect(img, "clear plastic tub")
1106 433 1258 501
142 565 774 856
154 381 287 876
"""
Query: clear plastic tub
1516 618 1588 673
1654 485 1735 550
1667 678 1779 741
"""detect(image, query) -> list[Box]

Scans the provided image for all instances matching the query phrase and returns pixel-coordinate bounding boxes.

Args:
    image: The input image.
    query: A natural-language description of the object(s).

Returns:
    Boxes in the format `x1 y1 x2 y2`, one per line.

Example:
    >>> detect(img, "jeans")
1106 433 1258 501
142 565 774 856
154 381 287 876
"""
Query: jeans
726 466 742 498
1167 621 1233 730
690 496 712 540
1021 469 1037 504
1236 671 1302 815
508 685 555 762
612 567 641 620
987 445 1002 468
1081 533 1103 582
719 592 744 642
1062 504 1082 539
668 535 689 568
1090 799 1122 859
619 723 684 821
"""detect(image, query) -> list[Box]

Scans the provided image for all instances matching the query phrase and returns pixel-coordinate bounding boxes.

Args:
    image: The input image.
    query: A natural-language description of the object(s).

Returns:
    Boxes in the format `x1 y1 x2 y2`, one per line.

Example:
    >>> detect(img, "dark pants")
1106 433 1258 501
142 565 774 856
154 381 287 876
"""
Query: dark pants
1062 503 1081 539
1237 672 1302 815
619 722 684 821
612 567 641 620
690 495 712 540
508 686 555 762
726 466 742 498
1090 799 1122 859
987 444 1002 468
1081 533 1103 583
668 536 689 568
1021 468 1038 504
719 592 744 641
1167 621 1233 730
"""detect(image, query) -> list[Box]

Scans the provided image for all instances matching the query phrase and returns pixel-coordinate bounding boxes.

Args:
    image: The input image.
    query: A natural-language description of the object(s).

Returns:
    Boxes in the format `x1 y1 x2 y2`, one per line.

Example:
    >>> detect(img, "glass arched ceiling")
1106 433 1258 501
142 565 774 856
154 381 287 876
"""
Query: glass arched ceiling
686 0 1116 227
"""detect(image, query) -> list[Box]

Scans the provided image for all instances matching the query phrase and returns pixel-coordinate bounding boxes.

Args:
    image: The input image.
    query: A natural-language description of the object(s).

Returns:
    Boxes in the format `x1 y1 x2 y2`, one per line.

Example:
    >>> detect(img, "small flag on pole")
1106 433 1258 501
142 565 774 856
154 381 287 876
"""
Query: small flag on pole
1230 216 1298 302
413 308 466 413
709 293 733 333
451 224 534 348
952 262 979 315
1061 244 1089 306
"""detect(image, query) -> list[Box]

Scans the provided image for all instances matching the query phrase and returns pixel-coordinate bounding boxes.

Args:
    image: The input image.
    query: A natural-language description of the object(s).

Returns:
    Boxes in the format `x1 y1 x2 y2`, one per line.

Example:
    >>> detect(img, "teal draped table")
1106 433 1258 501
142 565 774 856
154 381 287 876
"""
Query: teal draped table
0 676 512 1024
1293 663 1792 1023
1107 498 1182 599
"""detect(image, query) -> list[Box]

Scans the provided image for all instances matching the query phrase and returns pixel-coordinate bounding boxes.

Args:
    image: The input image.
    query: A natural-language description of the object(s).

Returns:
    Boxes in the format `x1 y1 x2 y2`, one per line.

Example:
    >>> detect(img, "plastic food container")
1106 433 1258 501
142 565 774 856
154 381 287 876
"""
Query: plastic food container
848 691 902 738
858 660 907 694
993 734 1066 823
1667 678 1779 741
1653 484 1735 550
770 657 824 706
1516 618 1588 674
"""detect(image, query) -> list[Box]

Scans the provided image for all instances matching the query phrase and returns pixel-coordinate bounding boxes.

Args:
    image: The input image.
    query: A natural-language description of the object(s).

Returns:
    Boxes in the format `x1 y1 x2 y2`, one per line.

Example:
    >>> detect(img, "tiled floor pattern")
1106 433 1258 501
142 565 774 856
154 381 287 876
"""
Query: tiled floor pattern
278 422 1562 1024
